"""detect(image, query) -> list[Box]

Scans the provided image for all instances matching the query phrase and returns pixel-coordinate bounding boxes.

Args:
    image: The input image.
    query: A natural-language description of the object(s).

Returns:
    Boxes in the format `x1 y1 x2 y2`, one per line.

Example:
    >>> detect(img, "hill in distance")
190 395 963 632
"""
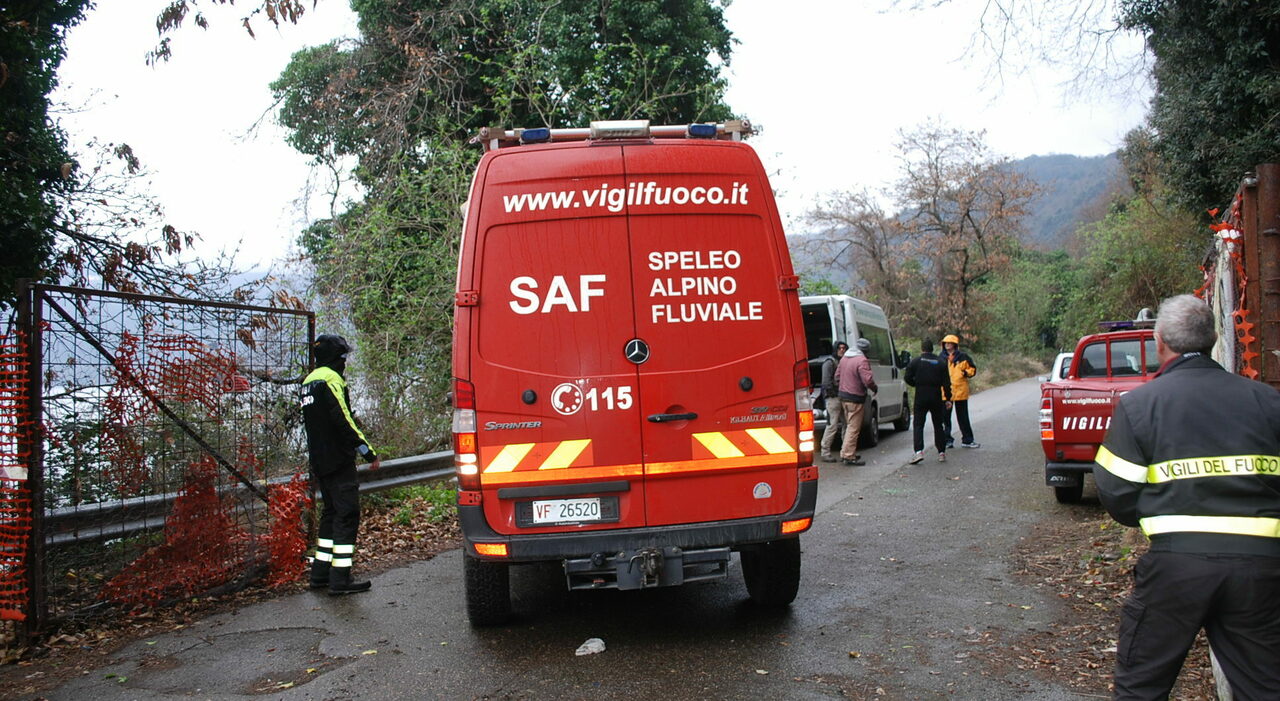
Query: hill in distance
1007 152 1125 249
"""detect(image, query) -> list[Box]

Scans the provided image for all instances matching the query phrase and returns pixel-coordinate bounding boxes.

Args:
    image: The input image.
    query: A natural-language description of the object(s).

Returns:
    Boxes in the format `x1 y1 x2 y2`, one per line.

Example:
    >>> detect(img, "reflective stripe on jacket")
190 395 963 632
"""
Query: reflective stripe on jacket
1093 353 1280 555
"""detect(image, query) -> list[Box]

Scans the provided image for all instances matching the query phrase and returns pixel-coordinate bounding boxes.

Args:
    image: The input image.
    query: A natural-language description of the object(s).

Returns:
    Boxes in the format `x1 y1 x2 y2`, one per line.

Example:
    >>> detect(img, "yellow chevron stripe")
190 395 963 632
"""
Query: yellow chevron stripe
694 432 745 459
746 427 794 454
539 439 591 470
485 443 535 473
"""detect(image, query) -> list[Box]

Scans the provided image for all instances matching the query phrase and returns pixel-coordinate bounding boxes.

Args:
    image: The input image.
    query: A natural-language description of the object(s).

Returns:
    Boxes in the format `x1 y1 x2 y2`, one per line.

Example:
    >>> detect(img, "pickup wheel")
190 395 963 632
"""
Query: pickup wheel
464 555 511 626
741 537 801 607
892 395 910 432
858 402 880 448
1054 483 1084 504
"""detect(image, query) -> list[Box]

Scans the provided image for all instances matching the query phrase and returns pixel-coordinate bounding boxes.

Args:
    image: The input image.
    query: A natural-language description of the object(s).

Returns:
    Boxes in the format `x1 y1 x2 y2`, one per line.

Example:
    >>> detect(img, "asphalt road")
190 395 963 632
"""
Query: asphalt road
40 378 1102 700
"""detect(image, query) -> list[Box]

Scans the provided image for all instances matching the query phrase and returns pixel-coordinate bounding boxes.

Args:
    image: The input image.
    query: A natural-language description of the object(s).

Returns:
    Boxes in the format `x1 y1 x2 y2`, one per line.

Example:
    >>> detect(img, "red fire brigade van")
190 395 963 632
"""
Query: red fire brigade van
451 120 816 625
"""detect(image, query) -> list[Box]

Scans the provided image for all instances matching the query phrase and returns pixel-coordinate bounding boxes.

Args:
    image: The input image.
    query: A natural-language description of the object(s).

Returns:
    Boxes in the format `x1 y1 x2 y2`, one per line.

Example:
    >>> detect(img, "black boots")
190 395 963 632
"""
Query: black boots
309 559 331 589
328 567 372 596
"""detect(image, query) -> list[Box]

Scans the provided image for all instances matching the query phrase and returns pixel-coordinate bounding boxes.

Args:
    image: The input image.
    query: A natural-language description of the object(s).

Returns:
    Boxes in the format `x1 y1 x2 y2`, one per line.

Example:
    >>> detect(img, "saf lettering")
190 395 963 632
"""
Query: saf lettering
510 274 606 314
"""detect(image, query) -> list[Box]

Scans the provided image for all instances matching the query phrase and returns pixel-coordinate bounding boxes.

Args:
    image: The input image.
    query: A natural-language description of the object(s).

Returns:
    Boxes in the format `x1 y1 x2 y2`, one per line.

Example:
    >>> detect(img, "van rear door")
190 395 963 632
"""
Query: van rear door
467 145 647 536
623 142 802 526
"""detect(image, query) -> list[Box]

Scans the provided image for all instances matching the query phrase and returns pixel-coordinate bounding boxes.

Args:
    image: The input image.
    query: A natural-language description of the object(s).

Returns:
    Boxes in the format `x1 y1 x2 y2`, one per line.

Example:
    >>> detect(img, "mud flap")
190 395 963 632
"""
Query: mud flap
1046 471 1082 488
564 546 731 591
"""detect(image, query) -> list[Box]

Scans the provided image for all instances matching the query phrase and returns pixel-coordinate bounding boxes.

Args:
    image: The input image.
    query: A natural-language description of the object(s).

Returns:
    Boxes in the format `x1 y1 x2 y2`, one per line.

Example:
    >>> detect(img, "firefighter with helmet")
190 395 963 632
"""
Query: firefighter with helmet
301 334 381 595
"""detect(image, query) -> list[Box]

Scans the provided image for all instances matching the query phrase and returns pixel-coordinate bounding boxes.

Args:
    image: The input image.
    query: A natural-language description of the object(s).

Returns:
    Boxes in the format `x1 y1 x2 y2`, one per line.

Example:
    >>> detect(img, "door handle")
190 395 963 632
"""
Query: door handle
647 412 698 423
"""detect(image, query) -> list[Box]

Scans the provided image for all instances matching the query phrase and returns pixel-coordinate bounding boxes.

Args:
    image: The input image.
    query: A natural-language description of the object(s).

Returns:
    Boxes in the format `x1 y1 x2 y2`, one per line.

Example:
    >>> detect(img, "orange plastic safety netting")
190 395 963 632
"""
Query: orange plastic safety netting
100 453 311 608
0 332 33 622
28 286 313 623
101 331 242 496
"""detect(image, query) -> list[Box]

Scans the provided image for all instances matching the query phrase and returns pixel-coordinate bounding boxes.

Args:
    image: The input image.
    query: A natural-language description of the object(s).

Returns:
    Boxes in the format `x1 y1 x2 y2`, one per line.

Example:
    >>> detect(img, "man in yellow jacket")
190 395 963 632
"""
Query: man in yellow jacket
939 334 979 449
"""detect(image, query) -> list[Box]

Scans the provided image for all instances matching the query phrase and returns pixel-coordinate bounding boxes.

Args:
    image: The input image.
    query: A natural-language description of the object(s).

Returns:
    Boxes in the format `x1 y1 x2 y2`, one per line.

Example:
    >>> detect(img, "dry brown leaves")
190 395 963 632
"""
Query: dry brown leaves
1002 512 1215 699
0 496 460 699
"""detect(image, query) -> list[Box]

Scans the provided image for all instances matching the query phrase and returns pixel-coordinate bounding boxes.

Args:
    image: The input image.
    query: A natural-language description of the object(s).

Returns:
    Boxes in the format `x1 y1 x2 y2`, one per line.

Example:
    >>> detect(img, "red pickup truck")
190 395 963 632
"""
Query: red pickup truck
1039 322 1158 503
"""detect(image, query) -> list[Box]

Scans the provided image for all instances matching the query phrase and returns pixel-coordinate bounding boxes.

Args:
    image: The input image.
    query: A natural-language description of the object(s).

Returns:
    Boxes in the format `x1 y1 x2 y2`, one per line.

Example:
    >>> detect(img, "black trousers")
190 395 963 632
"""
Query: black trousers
911 396 949 453
1114 550 1280 700
313 463 361 566
940 399 974 444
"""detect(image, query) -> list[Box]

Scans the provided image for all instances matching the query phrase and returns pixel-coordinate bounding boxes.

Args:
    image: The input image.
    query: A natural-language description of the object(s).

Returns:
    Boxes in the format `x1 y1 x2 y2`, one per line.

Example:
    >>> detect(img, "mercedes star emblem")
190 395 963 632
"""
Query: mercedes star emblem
624 338 650 364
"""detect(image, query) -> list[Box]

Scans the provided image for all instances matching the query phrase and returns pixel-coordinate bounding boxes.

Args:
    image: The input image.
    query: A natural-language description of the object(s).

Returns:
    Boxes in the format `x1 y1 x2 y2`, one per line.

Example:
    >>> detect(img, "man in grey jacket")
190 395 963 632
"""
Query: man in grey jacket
819 341 848 462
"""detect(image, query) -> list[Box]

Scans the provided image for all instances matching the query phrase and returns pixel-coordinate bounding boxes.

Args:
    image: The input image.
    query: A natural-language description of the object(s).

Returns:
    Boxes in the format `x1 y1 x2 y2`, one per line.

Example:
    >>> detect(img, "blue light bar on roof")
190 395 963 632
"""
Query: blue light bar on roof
519 128 551 144
687 123 717 138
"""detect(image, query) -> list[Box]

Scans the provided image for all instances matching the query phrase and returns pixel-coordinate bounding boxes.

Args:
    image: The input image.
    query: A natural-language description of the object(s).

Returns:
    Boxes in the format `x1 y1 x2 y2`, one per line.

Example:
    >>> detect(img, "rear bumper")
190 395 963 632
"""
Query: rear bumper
461 479 818 561
1045 461 1094 487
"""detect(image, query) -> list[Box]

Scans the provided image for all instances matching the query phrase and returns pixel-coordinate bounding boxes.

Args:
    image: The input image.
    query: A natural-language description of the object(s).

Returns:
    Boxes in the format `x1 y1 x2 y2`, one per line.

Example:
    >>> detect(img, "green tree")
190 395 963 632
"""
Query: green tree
977 248 1080 356
1118 1 1280 211
274 0 737 453
1060 192 1203 340
0 0 90 306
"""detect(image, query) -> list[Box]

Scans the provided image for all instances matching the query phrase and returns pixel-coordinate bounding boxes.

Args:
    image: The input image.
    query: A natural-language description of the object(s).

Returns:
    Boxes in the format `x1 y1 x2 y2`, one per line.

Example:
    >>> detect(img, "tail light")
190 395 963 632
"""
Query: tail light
781 517 812 534
452 378 480 490
794 359 815 470
1039 395 1054 441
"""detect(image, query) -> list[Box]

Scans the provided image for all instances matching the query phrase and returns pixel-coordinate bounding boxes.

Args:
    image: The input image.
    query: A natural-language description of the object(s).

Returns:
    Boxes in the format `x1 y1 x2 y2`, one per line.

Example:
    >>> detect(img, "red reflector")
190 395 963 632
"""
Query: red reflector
798 466 819 481
793 359 810 390
474 543 508 557
458 490 481 506
781 518 811 534
1041 430 1054 440
454 378 476 409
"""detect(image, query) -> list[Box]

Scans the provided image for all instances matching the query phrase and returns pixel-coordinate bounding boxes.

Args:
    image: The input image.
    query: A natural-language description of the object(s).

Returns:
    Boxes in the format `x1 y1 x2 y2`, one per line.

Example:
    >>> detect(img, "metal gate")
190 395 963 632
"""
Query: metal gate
3 282 315 635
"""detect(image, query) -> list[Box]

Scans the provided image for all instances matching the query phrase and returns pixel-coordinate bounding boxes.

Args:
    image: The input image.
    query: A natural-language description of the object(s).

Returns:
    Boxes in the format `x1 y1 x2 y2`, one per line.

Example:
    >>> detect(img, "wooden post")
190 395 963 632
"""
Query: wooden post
1254 163 1280 390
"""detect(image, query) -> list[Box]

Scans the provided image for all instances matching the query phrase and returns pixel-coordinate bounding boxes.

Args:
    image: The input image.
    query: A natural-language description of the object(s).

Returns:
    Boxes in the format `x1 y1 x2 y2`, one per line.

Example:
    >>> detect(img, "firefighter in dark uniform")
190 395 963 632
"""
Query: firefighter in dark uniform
301 334 381 595
904 338 953 464
1093 295 1280 700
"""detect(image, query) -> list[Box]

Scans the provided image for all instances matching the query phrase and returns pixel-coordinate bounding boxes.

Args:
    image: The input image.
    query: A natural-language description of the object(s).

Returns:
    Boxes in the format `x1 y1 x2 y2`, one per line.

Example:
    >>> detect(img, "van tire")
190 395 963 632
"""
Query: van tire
858 402 879 448
1054 483 1084 504
893 396 910 431
464 556 511 626
741 537 801 607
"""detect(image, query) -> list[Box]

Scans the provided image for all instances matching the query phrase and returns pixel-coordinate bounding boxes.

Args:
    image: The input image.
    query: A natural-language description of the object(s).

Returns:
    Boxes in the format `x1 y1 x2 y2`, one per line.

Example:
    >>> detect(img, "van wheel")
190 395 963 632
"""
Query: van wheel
741 538 801 607
858 403 879 448
464 556 511 626
1054 483 1084 504
893 395 910 431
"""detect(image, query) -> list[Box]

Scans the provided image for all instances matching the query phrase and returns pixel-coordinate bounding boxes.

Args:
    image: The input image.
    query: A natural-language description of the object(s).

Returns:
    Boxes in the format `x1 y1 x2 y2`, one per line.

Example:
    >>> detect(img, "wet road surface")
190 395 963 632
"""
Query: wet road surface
40 378 1101 700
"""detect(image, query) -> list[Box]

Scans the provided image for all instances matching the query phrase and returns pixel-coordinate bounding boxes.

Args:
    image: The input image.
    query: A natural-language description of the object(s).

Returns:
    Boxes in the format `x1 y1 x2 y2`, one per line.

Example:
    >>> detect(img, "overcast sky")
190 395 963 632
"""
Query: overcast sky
55 1 1150 269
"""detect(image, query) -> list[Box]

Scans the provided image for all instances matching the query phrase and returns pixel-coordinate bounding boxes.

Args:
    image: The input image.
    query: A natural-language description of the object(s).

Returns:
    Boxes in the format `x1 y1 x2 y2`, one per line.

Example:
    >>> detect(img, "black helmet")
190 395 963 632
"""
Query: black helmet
313 334 351 365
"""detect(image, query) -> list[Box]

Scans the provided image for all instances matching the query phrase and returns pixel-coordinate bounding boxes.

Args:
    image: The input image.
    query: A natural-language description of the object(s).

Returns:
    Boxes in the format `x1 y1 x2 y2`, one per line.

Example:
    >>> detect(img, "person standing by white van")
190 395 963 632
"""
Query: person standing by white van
819 341 849 462
837 339 877 465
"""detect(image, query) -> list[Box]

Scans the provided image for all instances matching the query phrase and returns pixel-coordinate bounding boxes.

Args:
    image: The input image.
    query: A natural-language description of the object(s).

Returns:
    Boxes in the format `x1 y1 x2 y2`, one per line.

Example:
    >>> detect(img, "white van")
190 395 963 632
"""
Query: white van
800 295 910 446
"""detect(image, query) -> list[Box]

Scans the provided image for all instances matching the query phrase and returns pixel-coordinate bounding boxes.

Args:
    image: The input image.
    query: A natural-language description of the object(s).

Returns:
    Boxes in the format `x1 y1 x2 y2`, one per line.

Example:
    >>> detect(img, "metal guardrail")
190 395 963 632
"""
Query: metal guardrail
43 451 457 547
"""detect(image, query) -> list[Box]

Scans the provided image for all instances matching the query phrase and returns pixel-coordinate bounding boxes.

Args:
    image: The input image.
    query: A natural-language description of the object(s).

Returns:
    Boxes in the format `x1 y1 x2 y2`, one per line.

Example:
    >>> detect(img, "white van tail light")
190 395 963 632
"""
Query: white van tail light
794 360 815 471
1039 395 1054 441
453 378 480 491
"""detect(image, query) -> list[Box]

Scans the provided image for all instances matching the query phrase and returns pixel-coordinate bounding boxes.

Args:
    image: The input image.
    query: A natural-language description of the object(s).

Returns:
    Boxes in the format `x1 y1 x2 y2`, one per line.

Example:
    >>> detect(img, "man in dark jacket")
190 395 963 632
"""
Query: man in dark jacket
301 334 381 595
819 341 849 462
1093 295 1280 699
904 338 952 464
